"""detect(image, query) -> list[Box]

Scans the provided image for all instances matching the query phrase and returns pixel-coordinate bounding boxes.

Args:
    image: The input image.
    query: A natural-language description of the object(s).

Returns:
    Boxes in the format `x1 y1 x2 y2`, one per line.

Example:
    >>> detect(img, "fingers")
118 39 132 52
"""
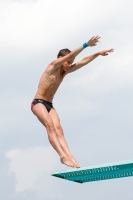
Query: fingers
91 35 101 41
95 36 101 41
107 48 114 53
110 48 114 52
103 48 114 56
88 35 101 46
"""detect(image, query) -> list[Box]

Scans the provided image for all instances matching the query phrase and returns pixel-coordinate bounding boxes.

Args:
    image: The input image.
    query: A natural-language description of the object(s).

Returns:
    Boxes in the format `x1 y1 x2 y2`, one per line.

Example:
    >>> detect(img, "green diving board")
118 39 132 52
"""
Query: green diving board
51 160 133 183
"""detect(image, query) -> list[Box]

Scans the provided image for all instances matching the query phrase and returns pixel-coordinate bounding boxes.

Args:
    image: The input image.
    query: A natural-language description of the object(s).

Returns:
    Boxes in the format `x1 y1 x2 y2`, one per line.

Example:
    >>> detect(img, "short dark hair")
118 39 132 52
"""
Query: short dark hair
57 48 71 58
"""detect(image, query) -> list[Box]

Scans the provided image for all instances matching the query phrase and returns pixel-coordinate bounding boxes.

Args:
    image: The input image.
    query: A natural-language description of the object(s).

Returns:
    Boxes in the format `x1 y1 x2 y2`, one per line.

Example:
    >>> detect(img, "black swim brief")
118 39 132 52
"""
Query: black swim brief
31 99 54 112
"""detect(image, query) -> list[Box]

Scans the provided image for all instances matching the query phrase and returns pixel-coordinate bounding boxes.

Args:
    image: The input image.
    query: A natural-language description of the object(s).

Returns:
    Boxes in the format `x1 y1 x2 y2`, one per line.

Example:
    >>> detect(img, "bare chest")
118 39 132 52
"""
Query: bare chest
39 68 66 89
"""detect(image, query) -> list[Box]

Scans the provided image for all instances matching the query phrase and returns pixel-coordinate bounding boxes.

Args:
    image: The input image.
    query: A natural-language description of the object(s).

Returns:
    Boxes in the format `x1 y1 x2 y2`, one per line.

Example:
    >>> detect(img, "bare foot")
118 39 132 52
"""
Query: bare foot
60 157 78 168
71 158 80 168
67 154 80 168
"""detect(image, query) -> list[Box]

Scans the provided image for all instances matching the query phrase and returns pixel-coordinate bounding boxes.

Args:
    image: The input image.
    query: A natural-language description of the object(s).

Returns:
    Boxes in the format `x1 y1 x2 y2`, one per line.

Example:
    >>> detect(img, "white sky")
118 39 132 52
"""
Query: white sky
0 0 133 200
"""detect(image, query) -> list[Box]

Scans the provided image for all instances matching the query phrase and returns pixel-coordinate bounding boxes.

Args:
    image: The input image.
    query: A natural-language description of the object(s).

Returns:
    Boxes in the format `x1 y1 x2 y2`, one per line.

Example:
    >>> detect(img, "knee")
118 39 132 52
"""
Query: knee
45 121 55 134
55 125 64 137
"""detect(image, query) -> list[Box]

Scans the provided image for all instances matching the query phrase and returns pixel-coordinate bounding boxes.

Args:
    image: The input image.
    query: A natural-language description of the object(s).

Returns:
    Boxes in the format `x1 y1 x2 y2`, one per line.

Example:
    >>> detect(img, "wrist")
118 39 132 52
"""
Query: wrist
82 42 88 48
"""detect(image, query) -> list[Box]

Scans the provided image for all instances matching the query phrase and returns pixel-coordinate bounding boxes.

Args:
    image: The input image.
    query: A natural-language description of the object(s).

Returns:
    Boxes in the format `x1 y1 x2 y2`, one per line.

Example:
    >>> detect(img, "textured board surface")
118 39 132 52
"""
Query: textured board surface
51 160 133 183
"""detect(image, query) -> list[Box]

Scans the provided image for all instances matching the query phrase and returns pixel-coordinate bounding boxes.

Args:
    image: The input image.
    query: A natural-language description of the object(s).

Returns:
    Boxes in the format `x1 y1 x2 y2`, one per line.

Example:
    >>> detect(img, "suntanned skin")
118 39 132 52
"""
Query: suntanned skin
32 36 114 168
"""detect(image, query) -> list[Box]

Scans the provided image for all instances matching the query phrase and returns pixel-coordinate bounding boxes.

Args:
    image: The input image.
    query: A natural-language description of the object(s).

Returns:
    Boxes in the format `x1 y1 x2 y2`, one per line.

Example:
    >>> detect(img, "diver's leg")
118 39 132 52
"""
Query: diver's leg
32 104 77 168
49 108 80 168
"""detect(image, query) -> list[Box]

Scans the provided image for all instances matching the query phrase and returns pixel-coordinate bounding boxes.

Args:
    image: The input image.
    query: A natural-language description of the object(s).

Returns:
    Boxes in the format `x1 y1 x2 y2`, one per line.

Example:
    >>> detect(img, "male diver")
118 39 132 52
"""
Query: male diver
31 36 114 168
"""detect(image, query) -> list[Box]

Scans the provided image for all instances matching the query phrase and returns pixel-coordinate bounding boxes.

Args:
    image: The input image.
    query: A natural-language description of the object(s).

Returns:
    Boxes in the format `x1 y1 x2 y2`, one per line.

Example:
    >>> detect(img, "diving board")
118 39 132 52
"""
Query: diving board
51 160 133 183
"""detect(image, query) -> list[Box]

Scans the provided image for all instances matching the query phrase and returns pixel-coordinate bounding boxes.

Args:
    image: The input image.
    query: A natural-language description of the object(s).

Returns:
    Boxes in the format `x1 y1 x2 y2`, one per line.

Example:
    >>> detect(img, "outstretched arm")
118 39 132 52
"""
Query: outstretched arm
52 36 100 69
67 48 114 73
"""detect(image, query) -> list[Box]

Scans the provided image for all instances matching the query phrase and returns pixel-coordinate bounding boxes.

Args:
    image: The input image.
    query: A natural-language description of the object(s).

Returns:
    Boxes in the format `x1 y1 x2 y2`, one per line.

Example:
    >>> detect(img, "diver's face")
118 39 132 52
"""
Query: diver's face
62 59 74 72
